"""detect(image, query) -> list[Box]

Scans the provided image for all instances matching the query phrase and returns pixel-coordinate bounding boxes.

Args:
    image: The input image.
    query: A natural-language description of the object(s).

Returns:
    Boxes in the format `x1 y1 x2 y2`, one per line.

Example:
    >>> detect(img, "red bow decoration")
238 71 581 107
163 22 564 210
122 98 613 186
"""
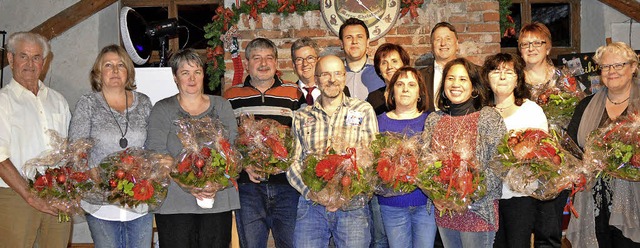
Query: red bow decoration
277 0 302 14
212 6 236 32
246 0 269 20
400 0 423 19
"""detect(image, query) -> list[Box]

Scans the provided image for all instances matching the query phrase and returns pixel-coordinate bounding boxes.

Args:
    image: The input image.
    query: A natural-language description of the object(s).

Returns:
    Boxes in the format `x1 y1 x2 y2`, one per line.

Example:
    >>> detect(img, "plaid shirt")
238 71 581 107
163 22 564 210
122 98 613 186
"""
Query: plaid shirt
286 94 378 198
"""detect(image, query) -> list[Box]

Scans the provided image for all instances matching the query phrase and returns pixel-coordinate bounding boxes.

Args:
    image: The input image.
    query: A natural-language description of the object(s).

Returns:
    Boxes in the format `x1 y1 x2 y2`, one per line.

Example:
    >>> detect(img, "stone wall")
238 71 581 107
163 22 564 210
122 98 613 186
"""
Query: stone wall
221 0 501 90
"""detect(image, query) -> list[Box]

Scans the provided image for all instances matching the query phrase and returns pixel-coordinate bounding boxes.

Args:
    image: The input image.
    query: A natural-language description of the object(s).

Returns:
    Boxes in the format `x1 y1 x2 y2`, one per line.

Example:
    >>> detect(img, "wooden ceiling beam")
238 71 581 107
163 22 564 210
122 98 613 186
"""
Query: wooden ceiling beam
598 0 640 22
3 0 118 69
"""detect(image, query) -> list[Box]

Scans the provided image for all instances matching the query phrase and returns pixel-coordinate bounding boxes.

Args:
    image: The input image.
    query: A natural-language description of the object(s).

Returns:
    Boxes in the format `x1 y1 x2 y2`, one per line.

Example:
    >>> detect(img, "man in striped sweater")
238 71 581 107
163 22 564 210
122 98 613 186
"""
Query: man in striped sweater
223 37 304 248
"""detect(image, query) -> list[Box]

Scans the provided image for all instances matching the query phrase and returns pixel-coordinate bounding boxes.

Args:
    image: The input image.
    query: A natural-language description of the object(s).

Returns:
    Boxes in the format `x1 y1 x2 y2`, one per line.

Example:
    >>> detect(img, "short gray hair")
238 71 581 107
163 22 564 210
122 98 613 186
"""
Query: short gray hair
6 32 50 58
291 37 319 60
245 38 277 60
169 48 204 75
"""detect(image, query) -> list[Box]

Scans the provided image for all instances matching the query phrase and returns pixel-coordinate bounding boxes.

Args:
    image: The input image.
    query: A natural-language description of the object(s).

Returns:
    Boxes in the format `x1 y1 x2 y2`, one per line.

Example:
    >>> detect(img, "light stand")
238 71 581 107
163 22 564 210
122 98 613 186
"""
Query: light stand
1 30 6 88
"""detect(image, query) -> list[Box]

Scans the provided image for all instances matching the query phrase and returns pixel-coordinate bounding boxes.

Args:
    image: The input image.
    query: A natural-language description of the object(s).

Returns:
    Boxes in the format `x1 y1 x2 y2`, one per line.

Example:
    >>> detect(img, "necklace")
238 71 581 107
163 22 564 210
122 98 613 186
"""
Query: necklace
524 67 552 86
607 94 630 105
494 103 515 113
102 91 129 148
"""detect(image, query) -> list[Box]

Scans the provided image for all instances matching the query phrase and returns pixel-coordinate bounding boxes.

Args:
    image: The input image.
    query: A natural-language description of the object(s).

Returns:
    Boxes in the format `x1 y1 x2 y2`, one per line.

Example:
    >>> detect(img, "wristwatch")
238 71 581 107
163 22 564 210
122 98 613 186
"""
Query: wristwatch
320 0 401 41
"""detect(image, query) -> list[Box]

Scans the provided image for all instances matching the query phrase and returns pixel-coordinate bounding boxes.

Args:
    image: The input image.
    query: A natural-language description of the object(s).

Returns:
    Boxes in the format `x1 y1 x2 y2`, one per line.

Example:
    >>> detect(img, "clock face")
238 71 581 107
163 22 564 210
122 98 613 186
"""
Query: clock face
320 0 401 41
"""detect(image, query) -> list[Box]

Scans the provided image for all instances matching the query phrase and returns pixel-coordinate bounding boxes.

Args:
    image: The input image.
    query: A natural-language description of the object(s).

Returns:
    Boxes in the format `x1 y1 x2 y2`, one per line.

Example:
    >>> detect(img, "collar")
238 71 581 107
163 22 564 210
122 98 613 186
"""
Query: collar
313 92 350 110
8 78 47 98
344 55 372 73
298 80 315 89
243 74 283 89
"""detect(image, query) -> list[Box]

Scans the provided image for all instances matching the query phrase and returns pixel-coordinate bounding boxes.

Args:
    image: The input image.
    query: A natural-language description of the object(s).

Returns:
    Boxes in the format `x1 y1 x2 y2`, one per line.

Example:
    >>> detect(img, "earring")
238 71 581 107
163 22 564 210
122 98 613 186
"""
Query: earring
417 97 422 102
441 91 447 99
471 91 479 99
391 96 395 101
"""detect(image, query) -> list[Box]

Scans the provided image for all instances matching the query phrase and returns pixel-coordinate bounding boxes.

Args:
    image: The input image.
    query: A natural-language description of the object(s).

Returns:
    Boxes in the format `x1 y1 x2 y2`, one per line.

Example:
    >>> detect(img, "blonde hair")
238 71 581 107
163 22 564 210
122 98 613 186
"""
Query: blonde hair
90 45 137 92
593 42 639 76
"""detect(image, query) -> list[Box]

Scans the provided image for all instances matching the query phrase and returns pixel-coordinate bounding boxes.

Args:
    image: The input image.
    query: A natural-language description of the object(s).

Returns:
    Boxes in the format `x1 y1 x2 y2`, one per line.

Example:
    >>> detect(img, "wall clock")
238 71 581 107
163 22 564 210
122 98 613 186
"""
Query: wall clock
320 0 401 41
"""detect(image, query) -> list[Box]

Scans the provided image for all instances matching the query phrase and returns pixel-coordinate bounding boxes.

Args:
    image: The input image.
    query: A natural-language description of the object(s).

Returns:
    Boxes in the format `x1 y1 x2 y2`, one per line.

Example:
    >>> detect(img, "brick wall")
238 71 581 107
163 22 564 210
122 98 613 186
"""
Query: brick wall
222 0 500 91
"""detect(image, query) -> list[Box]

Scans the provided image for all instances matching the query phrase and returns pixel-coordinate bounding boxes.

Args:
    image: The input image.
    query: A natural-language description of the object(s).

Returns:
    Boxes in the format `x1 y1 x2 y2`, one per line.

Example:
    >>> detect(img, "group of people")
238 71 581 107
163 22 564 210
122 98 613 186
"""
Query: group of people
0 16 638 248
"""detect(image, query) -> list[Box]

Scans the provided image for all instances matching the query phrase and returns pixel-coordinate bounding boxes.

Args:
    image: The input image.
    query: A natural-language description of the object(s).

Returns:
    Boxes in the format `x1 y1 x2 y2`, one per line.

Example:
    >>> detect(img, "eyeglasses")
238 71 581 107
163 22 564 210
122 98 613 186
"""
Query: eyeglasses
599 62 632 72
489 69 516 78
294 56 317 65
519 40 547 49
315 71 346 80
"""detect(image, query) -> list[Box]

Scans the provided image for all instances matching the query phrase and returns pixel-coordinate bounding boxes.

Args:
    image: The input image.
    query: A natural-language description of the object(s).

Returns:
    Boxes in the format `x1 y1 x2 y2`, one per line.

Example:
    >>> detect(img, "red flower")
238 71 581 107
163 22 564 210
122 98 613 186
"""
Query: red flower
34 175 50 191
316 155 342 181
132 180 154 201
376 157 394 183
70 172 89 182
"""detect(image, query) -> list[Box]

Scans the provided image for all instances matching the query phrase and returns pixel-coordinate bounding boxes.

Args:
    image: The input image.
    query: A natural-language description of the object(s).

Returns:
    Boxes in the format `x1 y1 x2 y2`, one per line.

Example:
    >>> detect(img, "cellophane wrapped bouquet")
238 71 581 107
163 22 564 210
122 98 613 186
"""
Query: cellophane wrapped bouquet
371 132 422 197
535 68 585 130
236 115 292 180
23 130 94 222
171 117 241 207
301 138 376 210
417 142 486 214
584 110 640 181
492 129 583 200
84 148 172 212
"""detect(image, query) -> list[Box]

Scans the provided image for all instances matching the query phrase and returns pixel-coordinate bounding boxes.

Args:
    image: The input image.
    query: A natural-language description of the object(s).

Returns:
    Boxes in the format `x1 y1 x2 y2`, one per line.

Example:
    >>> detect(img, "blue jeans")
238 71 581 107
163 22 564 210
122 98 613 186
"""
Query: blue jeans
438 226 495 248
235 182 299 248
86 213 153 248
369 197 389 248
294 196 371 248
380 204 437 248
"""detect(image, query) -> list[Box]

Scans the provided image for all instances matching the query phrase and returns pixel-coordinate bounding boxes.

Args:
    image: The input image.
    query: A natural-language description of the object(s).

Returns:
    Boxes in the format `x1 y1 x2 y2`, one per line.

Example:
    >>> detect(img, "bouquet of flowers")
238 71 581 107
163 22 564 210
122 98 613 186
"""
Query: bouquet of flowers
370 132 422 197
534 69 585 130
236 115 292 179
492 129 582 200
171 117 241 208
584 112 640 181
417 148 486 214
84 148 172 212
301 139 376 210
23 130 94 222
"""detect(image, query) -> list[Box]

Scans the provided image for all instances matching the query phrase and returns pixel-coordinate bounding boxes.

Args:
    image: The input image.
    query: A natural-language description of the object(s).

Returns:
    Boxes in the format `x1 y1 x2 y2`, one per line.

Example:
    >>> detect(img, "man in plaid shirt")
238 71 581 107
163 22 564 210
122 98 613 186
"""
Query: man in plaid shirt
287 55 378 247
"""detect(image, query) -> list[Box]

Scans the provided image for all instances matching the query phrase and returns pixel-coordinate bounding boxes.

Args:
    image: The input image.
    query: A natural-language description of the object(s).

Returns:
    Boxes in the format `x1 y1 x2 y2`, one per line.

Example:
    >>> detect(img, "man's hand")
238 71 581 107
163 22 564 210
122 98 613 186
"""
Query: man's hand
0 159 58 216
25 194 59 216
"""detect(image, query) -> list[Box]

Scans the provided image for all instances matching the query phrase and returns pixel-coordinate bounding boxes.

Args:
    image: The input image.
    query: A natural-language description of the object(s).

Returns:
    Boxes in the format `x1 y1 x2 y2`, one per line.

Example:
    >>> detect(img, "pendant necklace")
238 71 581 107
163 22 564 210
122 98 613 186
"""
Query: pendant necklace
103 91 129 148
606 94 630 105
494 103 514 113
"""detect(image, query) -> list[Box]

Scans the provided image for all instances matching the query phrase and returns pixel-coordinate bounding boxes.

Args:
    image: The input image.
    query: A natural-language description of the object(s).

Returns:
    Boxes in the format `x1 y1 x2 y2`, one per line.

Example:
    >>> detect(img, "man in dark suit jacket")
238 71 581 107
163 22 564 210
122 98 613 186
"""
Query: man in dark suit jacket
418 22 460 112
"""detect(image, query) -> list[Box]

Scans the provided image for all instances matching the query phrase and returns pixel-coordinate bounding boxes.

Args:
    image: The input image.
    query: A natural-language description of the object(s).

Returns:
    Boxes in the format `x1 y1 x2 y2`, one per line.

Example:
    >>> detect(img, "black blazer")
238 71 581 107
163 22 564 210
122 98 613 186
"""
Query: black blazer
418 65 436 112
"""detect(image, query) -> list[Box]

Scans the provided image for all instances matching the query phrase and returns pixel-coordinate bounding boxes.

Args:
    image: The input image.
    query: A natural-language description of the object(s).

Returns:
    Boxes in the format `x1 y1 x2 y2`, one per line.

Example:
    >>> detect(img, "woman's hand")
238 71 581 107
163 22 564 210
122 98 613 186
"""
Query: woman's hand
245 165 265 183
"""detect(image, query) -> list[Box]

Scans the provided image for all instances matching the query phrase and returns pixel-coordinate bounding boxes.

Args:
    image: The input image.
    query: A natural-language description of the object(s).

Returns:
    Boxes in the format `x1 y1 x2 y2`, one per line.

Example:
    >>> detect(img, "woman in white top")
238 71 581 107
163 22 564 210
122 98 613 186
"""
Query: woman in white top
482 53 550 248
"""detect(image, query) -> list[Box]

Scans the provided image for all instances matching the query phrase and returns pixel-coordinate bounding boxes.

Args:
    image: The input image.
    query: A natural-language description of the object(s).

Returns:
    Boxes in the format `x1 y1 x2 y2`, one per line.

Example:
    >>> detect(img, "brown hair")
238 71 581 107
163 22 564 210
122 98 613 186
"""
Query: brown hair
386 67 428 112
374 43 411 82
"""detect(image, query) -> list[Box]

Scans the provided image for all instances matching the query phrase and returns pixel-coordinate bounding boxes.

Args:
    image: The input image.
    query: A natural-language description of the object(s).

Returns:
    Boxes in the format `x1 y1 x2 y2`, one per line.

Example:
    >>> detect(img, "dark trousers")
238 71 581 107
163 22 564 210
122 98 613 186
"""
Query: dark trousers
155 212 232 248
594 179 640 248
494 190 569 248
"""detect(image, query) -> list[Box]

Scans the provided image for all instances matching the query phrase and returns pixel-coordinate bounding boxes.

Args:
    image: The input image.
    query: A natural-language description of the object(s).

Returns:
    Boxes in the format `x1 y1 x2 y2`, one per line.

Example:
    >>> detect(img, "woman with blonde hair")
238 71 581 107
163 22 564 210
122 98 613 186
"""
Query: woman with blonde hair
566 42 640 248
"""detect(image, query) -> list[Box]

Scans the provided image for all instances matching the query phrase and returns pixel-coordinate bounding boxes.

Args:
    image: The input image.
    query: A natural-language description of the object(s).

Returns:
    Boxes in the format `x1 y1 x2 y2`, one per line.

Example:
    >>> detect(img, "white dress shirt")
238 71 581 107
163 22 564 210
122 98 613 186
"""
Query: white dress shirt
0 79 71 187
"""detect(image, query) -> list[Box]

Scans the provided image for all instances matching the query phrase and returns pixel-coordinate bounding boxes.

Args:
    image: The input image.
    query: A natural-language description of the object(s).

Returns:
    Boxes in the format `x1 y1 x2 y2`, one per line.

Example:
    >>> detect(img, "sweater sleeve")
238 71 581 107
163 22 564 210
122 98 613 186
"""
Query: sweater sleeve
145 98 172 154
68 94 93 142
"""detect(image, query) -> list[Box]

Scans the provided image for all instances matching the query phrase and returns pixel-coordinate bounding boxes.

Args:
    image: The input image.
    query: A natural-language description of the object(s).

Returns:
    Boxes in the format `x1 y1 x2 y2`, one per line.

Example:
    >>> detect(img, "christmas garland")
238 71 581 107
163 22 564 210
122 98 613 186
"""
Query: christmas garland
203 0 426 91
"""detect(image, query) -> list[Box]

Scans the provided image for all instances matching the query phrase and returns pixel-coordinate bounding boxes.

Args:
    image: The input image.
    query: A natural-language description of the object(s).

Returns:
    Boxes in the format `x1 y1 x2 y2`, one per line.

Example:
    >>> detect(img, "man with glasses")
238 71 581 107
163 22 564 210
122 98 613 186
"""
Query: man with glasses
291 37 350 105
224 37 304 248
419 22 460 111
287 55 378 247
